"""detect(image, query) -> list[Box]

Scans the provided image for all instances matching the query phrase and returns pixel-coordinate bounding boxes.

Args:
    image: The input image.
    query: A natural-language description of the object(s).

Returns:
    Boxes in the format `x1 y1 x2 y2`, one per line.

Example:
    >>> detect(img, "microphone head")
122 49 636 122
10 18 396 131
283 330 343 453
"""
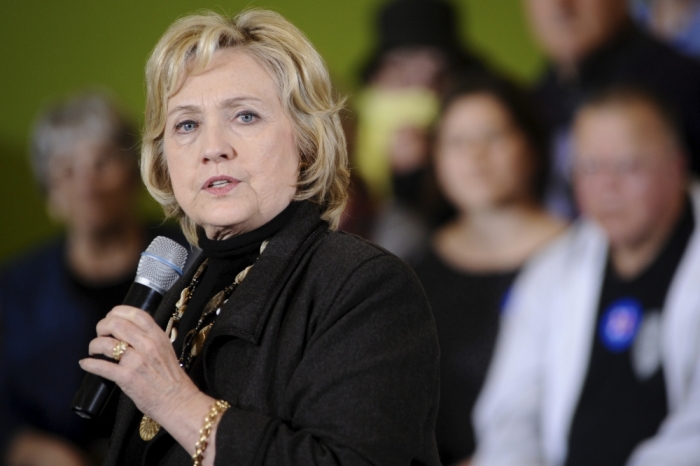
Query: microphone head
135 236 189 294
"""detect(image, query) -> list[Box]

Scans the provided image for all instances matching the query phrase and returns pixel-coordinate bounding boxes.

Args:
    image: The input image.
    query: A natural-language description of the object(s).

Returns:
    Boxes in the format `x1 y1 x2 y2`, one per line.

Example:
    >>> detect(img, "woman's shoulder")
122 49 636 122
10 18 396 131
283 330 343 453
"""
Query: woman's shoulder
302 230 435 338
409 243 445 277
318 230 404 262
309 230 422 288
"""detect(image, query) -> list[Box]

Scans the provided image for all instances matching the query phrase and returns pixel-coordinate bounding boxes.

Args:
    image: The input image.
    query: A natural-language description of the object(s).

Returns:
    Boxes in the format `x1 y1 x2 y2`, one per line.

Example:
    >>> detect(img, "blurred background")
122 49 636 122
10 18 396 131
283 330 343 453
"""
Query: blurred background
0 0 541 262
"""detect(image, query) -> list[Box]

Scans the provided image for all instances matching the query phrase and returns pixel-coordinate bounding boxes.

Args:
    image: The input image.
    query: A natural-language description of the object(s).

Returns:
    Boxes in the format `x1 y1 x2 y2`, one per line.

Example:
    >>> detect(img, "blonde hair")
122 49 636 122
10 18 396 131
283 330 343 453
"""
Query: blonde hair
141 9 349 244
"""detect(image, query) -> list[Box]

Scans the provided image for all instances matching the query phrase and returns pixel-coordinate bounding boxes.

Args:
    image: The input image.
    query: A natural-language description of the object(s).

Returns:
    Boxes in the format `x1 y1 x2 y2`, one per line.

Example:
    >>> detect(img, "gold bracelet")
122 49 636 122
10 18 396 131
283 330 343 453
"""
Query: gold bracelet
192 399 231 466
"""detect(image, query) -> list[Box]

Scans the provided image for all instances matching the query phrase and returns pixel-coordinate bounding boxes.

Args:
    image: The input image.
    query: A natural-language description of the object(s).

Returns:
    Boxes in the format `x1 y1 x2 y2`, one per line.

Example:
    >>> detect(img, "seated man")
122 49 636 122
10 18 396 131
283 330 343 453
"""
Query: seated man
473 86 700 465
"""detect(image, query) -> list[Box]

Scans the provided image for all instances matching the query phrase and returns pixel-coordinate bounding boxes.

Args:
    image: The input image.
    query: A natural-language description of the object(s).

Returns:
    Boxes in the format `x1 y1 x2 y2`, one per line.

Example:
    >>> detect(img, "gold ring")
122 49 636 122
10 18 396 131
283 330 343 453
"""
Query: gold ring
113 340 128 362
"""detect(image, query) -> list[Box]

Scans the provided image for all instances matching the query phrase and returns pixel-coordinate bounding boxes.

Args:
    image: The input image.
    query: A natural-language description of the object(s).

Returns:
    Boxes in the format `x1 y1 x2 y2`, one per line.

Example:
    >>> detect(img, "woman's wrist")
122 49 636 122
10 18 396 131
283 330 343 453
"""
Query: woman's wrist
151 388 217 458
193 399 231 466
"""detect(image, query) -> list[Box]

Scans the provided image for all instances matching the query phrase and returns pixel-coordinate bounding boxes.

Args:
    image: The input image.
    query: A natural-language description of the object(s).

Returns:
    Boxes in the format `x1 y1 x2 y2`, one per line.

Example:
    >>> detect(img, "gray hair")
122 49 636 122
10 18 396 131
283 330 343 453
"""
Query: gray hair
29 90 139 193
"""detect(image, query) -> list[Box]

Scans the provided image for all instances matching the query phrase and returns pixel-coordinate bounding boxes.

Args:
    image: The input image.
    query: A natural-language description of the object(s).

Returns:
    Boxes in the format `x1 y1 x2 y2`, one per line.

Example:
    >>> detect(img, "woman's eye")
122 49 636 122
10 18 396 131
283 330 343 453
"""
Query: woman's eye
237 112 257 124
175 120 198 133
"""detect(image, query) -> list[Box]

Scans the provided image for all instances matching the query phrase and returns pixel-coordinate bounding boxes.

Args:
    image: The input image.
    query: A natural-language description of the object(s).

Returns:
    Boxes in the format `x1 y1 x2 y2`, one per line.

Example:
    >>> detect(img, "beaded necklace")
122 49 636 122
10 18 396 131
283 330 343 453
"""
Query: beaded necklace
139 240 268 441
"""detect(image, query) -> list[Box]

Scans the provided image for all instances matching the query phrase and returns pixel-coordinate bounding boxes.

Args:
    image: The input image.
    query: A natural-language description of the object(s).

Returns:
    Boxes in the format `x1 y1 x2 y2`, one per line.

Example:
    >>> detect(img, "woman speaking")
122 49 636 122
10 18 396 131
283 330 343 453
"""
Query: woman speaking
79 9 440 466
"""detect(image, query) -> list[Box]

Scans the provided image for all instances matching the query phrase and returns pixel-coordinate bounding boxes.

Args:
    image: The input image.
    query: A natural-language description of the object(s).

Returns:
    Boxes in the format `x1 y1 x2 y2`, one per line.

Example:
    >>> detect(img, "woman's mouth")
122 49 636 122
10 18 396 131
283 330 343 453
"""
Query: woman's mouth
203 176 239 194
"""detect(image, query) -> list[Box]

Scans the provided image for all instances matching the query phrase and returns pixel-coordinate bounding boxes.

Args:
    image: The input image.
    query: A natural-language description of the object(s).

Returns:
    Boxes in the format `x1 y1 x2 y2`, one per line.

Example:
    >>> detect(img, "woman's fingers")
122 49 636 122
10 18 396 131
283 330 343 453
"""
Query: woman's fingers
95 306 167 352
87 335 124 359
96 305 159 336
79 352 122 381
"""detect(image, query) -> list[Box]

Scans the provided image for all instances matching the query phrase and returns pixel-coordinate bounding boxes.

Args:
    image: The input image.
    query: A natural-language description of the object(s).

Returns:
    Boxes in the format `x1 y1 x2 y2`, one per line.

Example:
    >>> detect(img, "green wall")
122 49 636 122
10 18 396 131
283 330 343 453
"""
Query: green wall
0 0 543 261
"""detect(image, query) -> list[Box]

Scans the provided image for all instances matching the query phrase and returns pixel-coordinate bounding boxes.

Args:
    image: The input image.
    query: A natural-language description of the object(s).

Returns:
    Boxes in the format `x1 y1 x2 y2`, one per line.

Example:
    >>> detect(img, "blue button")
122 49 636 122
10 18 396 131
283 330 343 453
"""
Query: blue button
598 298 643 352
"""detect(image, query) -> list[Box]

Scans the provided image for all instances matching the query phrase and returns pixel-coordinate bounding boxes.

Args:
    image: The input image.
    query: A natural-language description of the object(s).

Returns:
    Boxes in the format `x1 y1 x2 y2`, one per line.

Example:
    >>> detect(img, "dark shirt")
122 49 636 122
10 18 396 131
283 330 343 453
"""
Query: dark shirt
566 199 695 466
534 23 700 217
0 224 186 464
413 247 517 465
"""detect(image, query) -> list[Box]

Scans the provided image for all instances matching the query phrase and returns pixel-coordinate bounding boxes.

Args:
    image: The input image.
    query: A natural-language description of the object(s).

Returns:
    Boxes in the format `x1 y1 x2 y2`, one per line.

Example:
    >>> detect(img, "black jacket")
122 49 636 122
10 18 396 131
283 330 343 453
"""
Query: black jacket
105 202 441 466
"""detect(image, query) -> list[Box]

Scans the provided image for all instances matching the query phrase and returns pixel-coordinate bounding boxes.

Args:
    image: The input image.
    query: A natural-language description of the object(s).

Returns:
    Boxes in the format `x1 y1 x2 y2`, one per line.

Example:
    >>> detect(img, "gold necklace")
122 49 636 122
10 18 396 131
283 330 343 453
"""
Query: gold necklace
139 240 268 441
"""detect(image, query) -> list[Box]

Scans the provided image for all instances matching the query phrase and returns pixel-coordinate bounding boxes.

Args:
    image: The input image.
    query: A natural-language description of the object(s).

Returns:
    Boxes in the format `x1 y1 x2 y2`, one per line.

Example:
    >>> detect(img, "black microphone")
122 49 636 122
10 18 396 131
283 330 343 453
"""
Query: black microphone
71 236 188 419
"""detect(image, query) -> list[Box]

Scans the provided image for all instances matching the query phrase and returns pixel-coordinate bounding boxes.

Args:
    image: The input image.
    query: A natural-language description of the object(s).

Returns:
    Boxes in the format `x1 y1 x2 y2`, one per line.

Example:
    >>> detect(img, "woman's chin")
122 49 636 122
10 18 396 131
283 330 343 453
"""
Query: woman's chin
202 223 248 240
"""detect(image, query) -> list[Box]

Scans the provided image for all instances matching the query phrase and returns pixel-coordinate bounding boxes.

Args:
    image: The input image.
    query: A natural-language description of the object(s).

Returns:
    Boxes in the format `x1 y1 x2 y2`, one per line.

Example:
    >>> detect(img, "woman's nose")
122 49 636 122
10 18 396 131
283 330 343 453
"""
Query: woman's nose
71 155 103 189
201 123 234 163
463 139 489 164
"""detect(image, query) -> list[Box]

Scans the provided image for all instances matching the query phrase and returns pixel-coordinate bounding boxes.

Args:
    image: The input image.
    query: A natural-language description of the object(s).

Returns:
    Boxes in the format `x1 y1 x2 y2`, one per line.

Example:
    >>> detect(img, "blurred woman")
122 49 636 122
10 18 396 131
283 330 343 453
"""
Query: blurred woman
0 91 185 466
412 75 566 466
79 10 440 466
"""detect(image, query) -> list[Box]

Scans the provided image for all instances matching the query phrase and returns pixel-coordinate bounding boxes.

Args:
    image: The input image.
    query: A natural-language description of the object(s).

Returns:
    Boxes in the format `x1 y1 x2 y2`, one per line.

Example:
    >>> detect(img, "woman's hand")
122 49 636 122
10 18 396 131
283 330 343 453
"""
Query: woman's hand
79 306 218 465
79 305 198 419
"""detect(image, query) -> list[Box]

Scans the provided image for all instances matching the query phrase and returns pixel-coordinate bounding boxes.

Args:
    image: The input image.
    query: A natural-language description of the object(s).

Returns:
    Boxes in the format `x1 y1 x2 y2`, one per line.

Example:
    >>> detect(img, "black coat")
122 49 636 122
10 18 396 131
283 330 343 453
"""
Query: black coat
104 202 441 466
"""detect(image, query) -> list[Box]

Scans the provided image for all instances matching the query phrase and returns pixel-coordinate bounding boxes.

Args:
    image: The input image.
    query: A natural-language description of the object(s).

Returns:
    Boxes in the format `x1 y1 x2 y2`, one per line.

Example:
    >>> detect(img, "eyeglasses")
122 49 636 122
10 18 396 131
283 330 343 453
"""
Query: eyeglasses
441 127 516 152
572 158 651 177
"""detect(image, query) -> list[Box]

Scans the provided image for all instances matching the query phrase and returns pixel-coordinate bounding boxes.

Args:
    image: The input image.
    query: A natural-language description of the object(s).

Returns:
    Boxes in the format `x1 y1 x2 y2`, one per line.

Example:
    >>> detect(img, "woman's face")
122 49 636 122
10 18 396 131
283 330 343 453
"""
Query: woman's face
47 138 138 233
163 48 299 240
435 93 535 213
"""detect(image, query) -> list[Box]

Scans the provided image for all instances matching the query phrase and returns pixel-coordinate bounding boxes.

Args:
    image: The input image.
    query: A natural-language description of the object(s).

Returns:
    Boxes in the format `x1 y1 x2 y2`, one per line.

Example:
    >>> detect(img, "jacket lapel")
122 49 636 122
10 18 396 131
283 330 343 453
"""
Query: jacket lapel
204 201 326 345
544 221 608 464
662 182 700 407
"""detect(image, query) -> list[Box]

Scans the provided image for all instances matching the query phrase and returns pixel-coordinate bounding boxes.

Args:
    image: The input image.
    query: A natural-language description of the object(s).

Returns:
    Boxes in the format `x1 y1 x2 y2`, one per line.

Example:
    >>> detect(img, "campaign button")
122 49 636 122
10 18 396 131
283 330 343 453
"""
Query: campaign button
598 298 643 352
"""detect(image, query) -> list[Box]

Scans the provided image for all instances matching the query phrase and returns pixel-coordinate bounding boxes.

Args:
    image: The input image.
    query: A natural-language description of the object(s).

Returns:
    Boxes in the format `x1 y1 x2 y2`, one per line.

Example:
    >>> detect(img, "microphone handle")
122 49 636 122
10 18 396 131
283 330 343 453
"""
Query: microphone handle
71 282 163 419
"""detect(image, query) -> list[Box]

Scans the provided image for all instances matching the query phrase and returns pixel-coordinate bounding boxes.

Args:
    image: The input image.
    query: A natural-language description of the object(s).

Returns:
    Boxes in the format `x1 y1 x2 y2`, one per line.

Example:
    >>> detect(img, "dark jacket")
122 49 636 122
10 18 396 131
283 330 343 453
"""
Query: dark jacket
0 239 107 455
105 202 441 466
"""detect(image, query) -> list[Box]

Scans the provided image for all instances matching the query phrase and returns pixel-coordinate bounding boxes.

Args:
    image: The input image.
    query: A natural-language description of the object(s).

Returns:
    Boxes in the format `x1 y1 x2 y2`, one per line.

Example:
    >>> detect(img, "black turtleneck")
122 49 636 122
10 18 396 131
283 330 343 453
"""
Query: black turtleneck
173 201 300 382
